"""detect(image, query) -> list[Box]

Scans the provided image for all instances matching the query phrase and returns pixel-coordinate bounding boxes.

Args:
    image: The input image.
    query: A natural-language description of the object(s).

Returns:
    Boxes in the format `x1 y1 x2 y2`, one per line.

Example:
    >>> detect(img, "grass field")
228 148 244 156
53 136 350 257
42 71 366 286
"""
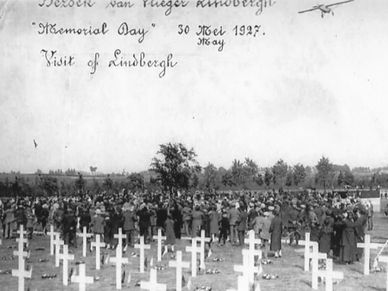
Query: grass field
0 213 387 291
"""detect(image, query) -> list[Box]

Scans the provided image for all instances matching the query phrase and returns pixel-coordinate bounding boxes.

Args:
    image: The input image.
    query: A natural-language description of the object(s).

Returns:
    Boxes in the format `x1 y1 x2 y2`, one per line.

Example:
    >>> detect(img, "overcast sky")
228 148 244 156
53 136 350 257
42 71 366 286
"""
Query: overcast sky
1 0 388 173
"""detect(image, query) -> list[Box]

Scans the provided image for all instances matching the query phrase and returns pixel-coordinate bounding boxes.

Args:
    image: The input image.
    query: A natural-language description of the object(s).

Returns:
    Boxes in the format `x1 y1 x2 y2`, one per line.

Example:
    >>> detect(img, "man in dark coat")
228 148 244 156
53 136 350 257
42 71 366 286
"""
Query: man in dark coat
354 208 367 261
137 203 151 243
156 204 168 232
63 209 77 247
171 202 182 239
237 207 248 246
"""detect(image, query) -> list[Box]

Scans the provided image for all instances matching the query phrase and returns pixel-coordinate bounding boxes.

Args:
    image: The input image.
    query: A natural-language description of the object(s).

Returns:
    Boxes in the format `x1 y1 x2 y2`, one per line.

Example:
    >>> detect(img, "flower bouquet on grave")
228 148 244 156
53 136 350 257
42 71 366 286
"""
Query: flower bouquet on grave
211 257 225 262
205 268 220 274
261 259 272 265
371 265 385 273
1 255 15 261
130 251 139 257
194 286 212 291
262 273 279 280
41 273 57 279
75 260 85 265
39 258 49 263
154 264 168 271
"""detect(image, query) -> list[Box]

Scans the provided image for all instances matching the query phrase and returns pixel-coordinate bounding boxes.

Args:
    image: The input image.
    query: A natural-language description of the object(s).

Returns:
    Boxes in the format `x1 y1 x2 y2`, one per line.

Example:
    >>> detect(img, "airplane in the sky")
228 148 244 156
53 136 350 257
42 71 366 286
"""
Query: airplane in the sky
298 0 354 18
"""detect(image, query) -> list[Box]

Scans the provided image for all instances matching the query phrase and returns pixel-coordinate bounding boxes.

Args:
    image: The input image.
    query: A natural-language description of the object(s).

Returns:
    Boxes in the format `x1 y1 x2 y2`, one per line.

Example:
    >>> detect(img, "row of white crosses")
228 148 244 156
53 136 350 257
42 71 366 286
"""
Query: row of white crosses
12 225 32 291
299 232 343 291
48 225 94 291
227 230 262 291
183 229 212 277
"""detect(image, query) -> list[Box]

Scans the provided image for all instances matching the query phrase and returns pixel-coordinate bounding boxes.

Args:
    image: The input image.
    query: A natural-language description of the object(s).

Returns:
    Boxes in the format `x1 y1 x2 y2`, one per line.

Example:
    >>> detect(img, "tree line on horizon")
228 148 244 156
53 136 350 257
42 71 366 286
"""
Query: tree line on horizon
0 142 387 197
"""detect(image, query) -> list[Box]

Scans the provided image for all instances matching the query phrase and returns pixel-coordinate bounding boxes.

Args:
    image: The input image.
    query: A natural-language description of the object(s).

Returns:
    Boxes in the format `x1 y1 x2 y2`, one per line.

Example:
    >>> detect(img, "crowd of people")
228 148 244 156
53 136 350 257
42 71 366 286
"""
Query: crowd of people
0 189 375 264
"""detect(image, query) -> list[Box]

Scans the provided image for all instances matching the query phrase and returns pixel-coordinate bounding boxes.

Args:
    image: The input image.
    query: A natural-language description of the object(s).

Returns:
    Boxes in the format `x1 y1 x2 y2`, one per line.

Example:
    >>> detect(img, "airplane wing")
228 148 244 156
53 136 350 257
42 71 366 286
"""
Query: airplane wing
298 6 320 14
327 0 354 8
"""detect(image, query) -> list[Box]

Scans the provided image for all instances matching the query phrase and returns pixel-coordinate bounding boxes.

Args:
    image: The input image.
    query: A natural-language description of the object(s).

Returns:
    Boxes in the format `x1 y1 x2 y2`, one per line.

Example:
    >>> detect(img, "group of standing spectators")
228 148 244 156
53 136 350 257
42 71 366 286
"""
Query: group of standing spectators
0 189 376 264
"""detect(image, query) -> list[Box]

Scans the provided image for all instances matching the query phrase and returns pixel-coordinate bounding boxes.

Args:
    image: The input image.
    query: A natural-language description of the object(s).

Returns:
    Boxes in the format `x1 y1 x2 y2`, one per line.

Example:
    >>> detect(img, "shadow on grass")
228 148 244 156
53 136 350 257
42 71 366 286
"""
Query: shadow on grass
369 287 385 291
293 264 304 270
300 279 311 288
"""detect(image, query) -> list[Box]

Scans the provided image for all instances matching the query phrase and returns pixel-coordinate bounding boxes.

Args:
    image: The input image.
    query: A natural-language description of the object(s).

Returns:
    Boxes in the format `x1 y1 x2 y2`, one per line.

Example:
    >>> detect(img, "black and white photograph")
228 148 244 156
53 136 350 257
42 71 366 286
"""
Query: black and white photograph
1 0 388 290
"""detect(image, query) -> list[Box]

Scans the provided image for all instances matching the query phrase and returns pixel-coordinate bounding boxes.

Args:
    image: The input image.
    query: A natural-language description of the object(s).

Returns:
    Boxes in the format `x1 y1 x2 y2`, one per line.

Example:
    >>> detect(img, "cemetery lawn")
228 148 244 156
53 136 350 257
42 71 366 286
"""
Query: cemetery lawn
1 213 388 291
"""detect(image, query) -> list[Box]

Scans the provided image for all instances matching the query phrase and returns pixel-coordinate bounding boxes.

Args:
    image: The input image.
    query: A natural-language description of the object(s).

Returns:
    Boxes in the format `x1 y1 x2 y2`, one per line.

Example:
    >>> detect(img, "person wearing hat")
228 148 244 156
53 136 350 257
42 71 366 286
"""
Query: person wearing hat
123 203 137 249
252 210 271 260
163 213 176 256
228 203 239 245
63 208 77 247
91 209 105 238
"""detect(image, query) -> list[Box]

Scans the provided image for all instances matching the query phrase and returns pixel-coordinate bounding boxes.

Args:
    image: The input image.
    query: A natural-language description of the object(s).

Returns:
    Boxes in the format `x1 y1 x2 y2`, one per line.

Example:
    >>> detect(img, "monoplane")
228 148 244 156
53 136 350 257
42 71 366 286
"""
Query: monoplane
299 0 354 17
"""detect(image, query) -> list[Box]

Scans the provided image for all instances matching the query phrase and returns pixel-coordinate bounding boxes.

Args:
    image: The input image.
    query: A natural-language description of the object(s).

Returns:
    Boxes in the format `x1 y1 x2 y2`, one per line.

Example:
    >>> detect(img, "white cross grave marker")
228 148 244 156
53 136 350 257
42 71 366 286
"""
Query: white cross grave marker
226 274 251 291
185 237 201 277
299 232 313 271
110 241 129 289
54 233 64 267
378 256 388 291
12 255 32 291
244 230 261 252
234 249 261 284
12 237 31 291
16 225 28 249
47 225 56 256
58 244 74 286
153 229 166 262
135 236 151 273
309 242 327 289
169 250 190 291
140 268 167 291
91 234 106 270
114 228 126 249
199 230 211 269
71 263 94 291
77 227 93 257
244 230 262 267
357 234 383 275
317 258 343 291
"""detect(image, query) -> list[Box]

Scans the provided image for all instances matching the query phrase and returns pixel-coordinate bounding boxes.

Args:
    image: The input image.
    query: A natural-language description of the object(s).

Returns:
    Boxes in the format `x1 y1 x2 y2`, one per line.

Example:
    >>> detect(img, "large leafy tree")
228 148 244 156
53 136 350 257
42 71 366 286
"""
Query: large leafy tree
231 159 245 185
150 143 201 194
293 164 306 186
272 159 288 187
127 173 145 191
203 163 218 190
316 156 334 191
243 158 259 181
264 168 273 187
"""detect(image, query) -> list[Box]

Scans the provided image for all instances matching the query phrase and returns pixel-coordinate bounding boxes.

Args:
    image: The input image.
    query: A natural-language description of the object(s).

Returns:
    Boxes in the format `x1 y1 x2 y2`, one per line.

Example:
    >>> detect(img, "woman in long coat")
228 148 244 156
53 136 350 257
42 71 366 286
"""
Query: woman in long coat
319 210 334 255
269 210 282 258
163 214 176 255
338 212 357 264
209 206 219 242
191 206 203 237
